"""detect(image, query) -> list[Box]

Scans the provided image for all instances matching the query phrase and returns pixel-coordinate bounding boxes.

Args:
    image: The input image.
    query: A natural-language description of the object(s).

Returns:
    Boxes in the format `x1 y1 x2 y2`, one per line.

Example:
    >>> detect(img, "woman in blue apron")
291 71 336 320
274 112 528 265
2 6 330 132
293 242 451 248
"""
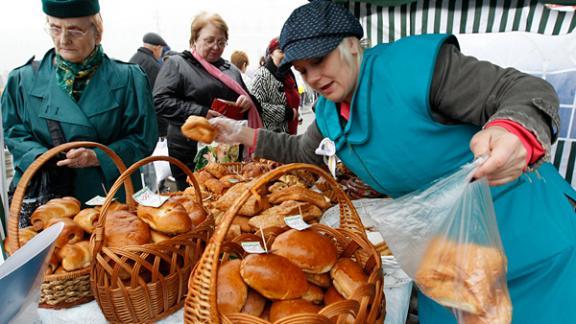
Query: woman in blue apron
212 1 576 323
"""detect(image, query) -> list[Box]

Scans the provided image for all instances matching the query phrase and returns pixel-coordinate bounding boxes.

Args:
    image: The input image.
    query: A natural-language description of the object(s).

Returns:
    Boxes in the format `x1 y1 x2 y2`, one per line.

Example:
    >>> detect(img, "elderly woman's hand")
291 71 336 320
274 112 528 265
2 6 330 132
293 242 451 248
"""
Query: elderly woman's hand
470 126 527 186
235 95 252 113
56 148 100 168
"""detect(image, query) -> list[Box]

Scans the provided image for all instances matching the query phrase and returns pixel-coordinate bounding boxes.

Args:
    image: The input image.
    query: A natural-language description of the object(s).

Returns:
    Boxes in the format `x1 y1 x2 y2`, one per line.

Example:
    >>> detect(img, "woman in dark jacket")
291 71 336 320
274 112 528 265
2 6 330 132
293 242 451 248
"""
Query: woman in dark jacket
153 12 261 190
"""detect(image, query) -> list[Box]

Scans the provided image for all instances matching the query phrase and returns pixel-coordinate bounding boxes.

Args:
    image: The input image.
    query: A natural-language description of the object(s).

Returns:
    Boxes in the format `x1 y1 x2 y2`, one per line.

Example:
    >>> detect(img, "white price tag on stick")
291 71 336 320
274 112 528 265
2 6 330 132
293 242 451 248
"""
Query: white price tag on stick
85 195 113 206
133 187 169 208
284 215 311 231
241 241 267 254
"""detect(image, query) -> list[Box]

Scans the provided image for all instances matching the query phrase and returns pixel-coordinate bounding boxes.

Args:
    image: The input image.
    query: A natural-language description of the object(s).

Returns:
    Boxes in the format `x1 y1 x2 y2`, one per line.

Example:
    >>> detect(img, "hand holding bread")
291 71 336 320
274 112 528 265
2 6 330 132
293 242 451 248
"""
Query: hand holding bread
181 116 217 144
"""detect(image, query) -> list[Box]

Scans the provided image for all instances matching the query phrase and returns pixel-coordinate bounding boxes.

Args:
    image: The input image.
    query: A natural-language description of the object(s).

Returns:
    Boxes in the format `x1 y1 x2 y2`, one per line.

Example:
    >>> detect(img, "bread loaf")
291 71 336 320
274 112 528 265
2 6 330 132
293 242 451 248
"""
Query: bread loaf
324 286 345 305
240 253 308 300
217 259 248 314
269 299 321 322
268 186 331 210
46 217 84 248
241 289 266 317
137 200 192 234
73 208 99 234
306 272 331 288
18 227 37 246
57 240 92 271
271 229 337 273
204 178 226 195
203 162 229 179
248 201 322 229
31 197 81 231
181 116 216 143
104 210 151 247
330 258 369 300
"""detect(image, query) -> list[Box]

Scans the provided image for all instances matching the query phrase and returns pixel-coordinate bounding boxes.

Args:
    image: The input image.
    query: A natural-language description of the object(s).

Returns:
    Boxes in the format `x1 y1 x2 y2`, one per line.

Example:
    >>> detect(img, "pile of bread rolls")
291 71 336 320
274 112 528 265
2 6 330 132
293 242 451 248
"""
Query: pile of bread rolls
10 191 207 276
217 228 375 322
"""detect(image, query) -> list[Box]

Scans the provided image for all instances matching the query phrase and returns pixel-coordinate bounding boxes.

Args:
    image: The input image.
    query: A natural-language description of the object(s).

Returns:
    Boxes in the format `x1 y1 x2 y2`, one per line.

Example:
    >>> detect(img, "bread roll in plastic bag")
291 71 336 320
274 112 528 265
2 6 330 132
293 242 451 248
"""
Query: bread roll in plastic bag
363 159 512 323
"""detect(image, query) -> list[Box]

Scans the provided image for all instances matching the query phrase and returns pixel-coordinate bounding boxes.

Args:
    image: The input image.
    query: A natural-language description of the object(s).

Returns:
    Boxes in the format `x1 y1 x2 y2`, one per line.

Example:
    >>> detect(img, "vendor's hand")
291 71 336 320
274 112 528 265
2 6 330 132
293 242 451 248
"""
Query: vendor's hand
206 109 222 119
210 116 255 145
235 95 252 113
470 126 527 186
56 148 100 168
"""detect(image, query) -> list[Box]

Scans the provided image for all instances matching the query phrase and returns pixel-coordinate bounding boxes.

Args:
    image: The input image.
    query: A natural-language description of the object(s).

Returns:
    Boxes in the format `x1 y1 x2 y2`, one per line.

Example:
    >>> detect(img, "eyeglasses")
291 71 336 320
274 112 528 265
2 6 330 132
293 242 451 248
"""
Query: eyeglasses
200 37 228 49
44 24 91 39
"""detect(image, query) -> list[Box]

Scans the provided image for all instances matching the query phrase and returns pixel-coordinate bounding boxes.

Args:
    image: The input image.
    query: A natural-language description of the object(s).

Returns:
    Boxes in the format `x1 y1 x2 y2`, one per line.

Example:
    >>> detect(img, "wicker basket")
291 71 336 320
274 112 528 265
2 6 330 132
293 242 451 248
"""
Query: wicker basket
184 163 385 323
7 141 130 309
90 155 214 323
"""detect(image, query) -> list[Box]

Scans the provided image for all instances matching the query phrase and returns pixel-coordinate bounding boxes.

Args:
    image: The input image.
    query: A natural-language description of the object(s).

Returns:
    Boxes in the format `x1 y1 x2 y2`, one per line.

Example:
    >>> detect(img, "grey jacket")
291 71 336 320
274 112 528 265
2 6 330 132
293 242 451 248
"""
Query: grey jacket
255 42 559 168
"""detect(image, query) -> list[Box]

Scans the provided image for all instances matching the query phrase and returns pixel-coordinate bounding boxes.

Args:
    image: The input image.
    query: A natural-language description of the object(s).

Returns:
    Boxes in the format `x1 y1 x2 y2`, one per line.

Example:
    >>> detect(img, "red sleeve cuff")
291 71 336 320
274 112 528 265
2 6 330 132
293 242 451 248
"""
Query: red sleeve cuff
485 120 545 165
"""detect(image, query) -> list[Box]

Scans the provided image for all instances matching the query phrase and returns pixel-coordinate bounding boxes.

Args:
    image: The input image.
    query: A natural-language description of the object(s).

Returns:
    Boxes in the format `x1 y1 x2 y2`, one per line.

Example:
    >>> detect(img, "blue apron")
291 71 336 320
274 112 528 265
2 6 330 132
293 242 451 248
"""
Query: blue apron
316 34 576 323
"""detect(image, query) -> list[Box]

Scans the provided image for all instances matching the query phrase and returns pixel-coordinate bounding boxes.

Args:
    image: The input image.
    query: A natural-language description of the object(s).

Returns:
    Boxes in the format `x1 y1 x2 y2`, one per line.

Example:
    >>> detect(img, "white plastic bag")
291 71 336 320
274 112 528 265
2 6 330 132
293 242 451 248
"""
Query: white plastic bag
363 160 512 324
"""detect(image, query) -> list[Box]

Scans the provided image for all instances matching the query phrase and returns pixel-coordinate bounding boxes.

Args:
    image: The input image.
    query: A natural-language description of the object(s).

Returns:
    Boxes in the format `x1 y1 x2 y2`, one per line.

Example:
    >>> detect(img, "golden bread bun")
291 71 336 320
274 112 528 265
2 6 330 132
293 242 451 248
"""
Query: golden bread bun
203 162 229 179
136 200 192 234
461 289 512 324
168 195 207 226
73 208 99 234
54 266 69 275
306 272 331 288
241 162 267 179
268 186 331 210
18 227 37 247
181 116 216 143
248 201 322 229
232 216 253 232
302 284 324 304
104 210 151 247
271 229 337 274
46 253 59 275
46 217 84 248
241 289 267 317
240 253 308 300
57 240 92 271
217 259 248 314
31 196 81 231
220 175 244 189
204 178 226 195
330 258 369 299
324 286 345 305
150 230 171 243
269 299 321 322
214 182 268 217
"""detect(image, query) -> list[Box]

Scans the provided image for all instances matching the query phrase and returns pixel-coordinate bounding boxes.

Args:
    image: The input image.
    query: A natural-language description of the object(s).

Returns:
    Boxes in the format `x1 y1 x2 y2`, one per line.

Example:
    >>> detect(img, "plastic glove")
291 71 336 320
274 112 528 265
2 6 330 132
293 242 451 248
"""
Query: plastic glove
209 116 247 144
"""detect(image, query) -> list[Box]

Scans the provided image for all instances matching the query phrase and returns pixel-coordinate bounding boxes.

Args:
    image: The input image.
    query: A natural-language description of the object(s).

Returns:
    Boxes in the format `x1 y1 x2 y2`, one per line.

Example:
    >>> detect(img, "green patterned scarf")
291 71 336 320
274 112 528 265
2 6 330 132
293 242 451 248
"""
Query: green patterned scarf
55 45 103 101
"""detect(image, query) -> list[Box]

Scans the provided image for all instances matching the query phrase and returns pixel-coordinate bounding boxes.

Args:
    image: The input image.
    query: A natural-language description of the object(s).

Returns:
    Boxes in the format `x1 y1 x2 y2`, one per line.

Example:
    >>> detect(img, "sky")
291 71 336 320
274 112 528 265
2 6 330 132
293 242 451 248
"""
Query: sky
0 0 308 85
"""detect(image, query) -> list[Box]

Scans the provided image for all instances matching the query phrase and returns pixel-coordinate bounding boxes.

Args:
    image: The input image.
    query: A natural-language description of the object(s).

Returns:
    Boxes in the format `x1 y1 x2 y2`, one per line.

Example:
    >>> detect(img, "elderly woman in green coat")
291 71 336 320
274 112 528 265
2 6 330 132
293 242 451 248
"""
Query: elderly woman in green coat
1 0 158 204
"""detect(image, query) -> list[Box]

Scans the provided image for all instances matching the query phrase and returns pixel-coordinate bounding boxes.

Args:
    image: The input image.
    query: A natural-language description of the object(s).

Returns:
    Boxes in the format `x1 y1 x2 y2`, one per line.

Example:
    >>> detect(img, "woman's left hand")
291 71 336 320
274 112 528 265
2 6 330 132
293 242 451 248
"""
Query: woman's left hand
235 95 252 113
56 148 100 168
470 126 527 186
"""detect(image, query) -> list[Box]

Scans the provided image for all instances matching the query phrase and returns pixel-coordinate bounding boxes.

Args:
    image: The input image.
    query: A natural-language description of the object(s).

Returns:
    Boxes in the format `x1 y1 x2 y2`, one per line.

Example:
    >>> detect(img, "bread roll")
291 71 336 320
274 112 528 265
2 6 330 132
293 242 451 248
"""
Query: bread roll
249 201 322 229
204 178 226 195
104 210 151 247
330 258 369 300
461 289 512 324
306 272 331 288
168 195 207 226
181 116 216 143
150 230 171 243
240 253 308 300
268 186 331 210
31 197 81 231
214 182 267 217
46 217 84 248
241 289 267 317
241 163 267 179
46 253 59 275
54 266 69 275
18 227 37 246
203 162 229 179
269 299 321 322
233 216 252 232
57 240 92 271
324 286 345 305
271 229 337 274
73 208 99 234
217 259 248 314
94 201 129 213
302 284 324 304
220 175 244 189
136 200 192 234
193 170 215 189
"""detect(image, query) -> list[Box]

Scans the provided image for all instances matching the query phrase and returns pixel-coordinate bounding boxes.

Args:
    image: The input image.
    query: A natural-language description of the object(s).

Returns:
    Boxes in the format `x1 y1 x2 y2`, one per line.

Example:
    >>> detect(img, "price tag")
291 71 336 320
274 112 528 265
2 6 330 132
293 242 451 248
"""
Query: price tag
85 195 113 206
133 187 169 208
315 138 338 179
284 215 311 231
227 178 240 184
241 241 267 254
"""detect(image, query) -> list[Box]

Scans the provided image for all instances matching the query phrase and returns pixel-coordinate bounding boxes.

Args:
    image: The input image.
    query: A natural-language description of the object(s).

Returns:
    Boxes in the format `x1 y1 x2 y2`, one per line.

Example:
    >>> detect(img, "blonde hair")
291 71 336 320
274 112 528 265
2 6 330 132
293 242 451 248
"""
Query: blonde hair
189 12 229 46
90 13 104 40
337 37 362 68
230 51 249 71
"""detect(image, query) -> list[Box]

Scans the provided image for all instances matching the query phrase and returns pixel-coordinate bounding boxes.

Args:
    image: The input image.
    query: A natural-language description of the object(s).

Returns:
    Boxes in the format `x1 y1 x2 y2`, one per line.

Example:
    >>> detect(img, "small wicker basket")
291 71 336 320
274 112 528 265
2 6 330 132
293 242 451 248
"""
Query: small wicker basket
90 155 214 323
184 163 385 323
7 141 130 308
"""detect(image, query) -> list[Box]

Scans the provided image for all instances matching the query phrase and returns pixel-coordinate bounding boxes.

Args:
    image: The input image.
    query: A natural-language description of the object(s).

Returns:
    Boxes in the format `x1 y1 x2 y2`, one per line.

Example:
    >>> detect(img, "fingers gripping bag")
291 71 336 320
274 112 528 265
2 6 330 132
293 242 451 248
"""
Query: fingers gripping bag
362 159 512 324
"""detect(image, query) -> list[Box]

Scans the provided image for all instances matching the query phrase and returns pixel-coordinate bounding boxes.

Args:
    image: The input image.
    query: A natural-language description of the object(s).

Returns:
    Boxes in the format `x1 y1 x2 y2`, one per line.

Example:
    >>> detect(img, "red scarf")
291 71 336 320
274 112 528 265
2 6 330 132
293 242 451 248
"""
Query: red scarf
190 50 263 129
283 72 300 135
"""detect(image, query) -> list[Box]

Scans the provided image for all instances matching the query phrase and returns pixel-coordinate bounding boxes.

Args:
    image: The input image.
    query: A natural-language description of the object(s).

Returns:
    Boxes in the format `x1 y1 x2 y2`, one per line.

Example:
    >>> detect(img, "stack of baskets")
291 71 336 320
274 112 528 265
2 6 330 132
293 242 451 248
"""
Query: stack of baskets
184 163 385 323
7 142 129 308
90 155 214 323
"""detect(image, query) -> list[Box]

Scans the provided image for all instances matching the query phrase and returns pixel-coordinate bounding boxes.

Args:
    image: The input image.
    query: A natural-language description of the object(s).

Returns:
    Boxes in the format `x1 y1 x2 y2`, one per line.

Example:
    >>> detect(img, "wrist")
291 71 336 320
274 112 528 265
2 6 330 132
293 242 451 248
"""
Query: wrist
239 127 256 146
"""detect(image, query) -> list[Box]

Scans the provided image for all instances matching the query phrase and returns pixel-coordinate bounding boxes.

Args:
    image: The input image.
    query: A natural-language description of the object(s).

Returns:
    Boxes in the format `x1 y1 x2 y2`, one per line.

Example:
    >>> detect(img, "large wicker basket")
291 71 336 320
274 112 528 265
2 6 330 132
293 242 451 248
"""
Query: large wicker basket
7 141 131 308
90 155 214 323
184 163 385 323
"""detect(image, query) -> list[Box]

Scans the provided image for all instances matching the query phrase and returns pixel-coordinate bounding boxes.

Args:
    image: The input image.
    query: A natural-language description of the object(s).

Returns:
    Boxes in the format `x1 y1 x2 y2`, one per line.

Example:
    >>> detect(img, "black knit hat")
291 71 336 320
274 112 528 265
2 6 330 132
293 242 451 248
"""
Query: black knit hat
143 32 167 47
42 0 100 18
279 0 363 71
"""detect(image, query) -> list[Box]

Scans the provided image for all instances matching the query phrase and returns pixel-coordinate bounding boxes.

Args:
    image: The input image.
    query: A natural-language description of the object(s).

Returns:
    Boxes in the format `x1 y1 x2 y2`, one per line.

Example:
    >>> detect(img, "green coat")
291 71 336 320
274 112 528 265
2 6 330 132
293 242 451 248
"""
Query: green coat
1 49 158 204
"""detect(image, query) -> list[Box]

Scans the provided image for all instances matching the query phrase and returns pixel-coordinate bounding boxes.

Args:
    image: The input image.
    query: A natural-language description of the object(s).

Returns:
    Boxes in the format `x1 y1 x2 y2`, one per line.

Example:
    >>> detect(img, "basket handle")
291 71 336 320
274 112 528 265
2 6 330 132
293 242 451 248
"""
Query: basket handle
7 141 130 254
91 155 204 256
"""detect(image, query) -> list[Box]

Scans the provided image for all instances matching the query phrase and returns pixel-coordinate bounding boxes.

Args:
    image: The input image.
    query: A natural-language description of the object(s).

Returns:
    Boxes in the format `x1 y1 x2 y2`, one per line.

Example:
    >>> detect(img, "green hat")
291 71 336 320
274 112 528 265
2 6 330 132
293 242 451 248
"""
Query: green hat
42 0 100 18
